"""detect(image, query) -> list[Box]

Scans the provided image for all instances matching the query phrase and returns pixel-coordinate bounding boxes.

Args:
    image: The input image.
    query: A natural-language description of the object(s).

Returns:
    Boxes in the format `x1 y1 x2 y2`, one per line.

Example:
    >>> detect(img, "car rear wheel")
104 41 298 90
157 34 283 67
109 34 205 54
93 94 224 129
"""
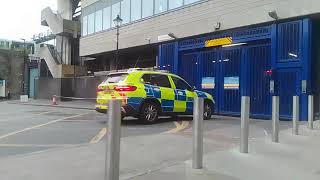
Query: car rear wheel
139 102 160 124
204 102 213 120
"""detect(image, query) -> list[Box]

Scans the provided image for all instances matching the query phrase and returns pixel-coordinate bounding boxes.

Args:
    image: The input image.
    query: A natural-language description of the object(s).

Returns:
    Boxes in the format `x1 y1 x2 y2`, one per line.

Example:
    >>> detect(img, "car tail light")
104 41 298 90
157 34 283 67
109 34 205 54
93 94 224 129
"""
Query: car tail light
97 86 104 92
114 85 137 92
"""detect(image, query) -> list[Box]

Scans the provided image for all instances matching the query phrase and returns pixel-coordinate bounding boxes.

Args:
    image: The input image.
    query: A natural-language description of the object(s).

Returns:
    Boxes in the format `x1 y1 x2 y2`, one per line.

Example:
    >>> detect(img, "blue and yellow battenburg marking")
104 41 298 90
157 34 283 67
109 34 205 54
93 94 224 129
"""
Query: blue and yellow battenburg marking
124 84 211 113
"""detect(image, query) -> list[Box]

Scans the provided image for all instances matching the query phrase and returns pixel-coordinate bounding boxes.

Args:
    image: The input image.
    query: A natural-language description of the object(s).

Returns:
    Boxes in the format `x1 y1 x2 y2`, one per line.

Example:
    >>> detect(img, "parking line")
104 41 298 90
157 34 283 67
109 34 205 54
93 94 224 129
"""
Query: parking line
90 128 107 144
35 111 52 115
0 113 89 140
0 111 53 122
0 144 78 148
164 121 190 134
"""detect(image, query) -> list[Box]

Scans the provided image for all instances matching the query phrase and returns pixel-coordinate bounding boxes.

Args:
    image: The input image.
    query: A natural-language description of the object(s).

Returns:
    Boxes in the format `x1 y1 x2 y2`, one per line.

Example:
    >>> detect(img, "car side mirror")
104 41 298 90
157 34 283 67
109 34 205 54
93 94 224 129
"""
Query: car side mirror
190 86 196 91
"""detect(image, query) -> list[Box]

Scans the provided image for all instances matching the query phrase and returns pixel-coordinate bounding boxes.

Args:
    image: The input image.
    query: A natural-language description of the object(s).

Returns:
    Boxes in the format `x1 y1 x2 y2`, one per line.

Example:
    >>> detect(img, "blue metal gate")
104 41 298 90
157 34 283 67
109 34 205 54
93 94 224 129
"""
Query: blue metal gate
159 18 311 120
247 44 272 118
199 50 220 112
276 69 300 119
180 48 243 115
179 52 199 87
220 48 242 115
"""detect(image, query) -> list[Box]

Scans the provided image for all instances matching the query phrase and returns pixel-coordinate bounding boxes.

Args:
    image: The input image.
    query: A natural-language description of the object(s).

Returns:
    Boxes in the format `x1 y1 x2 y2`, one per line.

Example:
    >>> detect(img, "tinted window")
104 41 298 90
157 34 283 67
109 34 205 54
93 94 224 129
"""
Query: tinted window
121 0 131 24
141 74 171 88
172 76 192 91
103 7 111 30
104 73 128 83
169 0 183 9
111 2 121 27
82 16 88 36
95 10 103 32
88 13 95 34
131 0 142 21
184 0 200 5
142 0 154 18
155 0 168 14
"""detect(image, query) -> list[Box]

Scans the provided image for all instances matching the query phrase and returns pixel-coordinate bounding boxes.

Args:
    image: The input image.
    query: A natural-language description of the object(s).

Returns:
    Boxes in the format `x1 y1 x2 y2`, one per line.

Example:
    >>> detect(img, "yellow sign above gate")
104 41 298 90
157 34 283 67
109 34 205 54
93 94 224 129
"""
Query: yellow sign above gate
205 37 233 47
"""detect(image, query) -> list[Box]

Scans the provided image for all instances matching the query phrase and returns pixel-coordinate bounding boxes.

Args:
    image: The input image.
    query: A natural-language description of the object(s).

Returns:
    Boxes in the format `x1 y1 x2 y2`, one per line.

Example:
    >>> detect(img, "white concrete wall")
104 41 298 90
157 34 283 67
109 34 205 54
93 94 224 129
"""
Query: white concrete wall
82 0 99 8
80 0 320 56
57 0 73 20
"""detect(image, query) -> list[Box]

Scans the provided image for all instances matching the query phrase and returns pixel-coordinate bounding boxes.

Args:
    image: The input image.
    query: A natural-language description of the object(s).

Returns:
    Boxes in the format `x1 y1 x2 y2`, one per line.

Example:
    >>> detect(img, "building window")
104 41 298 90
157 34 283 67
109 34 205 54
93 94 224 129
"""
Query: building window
88 13 95 35
111 2 121 27
81 0 204 36
95 10 103 32
142 0 154 18
169 0 183 10
184 0 199 5
155 0 168 14
121 0 131 24
103 6 111 30
131 0 141 21
82 16 88 36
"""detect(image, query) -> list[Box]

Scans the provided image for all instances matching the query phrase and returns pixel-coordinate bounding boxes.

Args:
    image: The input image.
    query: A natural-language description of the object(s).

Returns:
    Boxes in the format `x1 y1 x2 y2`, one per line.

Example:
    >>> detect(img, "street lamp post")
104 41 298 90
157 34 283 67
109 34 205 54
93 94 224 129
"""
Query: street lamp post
21 38 26 95
113 15 123 70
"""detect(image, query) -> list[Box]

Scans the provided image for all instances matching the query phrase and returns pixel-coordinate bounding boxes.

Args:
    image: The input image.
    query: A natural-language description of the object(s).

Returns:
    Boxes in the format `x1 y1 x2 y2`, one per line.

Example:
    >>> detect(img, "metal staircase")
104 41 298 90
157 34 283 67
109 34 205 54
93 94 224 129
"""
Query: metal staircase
47 44 62 64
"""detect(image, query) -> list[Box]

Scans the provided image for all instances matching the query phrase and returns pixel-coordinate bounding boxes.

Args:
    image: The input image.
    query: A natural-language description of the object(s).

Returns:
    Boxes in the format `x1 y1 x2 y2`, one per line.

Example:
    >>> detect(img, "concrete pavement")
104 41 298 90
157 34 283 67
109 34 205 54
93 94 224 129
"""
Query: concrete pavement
7 99 96 110
0 110 319 180
0 101 179 157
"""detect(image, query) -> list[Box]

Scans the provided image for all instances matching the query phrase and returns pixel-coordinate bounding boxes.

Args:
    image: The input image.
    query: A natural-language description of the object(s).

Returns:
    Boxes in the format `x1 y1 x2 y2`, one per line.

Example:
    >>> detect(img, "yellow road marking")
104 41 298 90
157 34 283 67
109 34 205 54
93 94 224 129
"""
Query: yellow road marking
0 113 89 140
174 121 181 128
164 121 190 134
90 128 107 144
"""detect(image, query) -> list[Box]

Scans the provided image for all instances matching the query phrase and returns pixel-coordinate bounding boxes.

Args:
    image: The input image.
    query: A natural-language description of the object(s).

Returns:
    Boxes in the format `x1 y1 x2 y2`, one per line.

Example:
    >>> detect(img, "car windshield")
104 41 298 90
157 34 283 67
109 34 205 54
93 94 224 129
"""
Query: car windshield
104 73 128 83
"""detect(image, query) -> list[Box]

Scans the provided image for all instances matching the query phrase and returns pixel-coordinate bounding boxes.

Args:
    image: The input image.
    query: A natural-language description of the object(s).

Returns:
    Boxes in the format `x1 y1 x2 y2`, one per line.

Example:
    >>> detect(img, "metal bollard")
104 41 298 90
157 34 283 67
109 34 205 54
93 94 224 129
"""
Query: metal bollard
272 96 280 143
292 96 299 135
192 97 204 169
240 96 250 153
105 100 122 180
308 95 314 130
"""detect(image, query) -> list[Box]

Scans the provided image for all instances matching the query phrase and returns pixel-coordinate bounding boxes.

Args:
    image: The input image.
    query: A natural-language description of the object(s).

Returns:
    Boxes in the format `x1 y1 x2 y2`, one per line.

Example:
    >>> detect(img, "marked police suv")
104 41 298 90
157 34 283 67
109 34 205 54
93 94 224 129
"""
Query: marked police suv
96 69 214 124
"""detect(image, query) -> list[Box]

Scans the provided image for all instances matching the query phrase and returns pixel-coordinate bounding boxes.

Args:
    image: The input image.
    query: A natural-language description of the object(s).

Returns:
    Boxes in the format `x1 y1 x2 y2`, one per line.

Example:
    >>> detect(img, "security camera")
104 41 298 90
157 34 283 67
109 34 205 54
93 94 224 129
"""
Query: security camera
268 11 279 20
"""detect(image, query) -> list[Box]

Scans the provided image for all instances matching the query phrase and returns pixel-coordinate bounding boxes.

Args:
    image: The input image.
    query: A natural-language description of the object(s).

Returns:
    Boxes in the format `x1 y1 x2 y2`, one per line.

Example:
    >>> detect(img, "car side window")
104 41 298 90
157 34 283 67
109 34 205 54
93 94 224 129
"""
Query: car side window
172 76 193 91
141 74 171 88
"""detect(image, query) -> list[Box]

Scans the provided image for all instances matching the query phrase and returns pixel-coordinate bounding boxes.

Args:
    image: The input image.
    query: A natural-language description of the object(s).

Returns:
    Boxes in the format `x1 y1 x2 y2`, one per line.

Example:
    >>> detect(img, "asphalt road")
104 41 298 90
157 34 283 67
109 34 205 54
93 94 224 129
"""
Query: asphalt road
0 100 293 159
0 101 181 158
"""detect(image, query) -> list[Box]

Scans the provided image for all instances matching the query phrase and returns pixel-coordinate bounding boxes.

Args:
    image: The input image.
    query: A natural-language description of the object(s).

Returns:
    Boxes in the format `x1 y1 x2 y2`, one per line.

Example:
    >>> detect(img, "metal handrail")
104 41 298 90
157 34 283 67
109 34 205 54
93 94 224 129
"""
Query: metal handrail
46 44 62 64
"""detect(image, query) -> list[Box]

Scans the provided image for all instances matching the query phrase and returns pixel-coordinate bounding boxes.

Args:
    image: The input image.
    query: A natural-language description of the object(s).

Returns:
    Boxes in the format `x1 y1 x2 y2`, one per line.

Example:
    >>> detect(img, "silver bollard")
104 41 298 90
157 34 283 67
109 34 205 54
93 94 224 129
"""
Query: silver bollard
192 97 204 169
272 96 280 143
308 95 314 130
240 96 250 153
105 100 122 180
292 96 299 135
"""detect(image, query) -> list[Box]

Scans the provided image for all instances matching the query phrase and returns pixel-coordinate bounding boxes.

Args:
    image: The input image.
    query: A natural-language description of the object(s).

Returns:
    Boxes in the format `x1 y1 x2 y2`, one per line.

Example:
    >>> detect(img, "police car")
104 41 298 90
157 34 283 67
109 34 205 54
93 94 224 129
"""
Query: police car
96 69 214 123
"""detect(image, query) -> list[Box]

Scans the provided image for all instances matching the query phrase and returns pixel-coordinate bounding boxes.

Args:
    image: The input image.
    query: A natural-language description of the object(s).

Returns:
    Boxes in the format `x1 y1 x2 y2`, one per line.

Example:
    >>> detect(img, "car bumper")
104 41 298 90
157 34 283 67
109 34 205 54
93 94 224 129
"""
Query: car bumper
95 104 137 116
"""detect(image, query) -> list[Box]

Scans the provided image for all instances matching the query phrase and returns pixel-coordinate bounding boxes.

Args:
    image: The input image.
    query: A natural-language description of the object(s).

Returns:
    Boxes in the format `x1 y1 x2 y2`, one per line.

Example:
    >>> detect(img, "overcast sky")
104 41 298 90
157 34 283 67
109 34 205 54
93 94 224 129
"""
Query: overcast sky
0 0 56 41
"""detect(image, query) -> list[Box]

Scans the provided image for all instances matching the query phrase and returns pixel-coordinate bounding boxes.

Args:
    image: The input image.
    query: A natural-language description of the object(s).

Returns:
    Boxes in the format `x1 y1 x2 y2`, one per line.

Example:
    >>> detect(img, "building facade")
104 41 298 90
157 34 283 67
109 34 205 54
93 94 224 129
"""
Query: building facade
77 0 320 120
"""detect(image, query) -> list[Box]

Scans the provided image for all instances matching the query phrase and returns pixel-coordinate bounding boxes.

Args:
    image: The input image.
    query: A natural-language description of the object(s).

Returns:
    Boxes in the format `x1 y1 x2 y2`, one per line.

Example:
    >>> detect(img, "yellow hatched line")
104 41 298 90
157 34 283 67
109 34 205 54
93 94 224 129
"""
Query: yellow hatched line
164 121 190 134
90 128 107 144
